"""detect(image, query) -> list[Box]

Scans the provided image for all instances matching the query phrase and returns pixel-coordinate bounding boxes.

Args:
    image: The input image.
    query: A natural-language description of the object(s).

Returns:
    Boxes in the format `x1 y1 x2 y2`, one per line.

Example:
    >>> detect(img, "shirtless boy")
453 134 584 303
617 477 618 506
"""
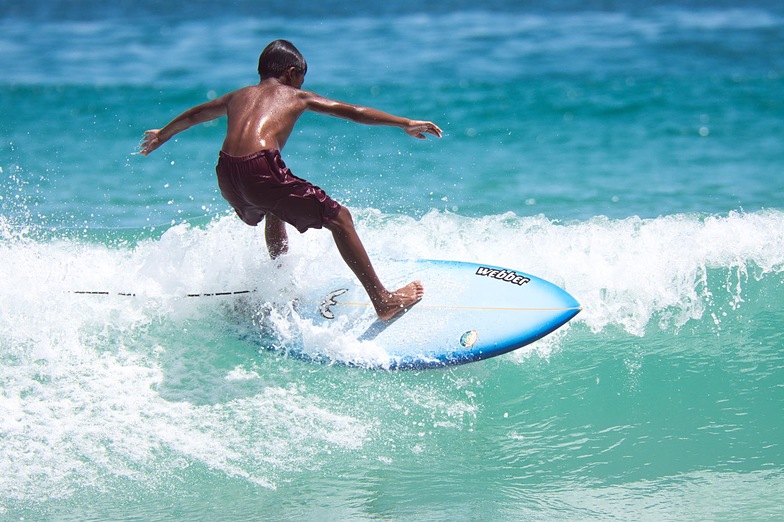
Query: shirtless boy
140 39 442 321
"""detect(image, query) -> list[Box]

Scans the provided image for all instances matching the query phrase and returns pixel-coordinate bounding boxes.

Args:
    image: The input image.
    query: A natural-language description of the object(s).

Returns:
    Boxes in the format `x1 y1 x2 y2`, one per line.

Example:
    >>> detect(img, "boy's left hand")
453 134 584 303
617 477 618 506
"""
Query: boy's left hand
139 129 163 156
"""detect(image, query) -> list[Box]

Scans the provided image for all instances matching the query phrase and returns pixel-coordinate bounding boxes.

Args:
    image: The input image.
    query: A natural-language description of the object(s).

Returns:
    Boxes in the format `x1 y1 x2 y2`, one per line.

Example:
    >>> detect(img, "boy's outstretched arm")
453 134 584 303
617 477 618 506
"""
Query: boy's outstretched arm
302 92 442 139
140 96 229 155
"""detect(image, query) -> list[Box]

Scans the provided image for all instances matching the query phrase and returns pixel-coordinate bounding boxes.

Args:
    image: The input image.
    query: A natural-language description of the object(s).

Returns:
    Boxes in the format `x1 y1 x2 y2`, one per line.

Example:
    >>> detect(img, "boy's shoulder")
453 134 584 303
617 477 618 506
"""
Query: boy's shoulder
223 81 316 117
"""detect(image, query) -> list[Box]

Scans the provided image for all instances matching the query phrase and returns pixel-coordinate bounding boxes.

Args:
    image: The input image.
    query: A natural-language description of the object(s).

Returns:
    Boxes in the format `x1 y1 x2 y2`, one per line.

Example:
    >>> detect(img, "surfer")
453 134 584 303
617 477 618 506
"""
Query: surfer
140 39 441 321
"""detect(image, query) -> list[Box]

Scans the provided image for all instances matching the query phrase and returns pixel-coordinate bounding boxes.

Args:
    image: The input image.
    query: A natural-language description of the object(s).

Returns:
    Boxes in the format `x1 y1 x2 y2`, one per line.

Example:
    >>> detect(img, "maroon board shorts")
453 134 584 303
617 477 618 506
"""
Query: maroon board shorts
215 149 341 233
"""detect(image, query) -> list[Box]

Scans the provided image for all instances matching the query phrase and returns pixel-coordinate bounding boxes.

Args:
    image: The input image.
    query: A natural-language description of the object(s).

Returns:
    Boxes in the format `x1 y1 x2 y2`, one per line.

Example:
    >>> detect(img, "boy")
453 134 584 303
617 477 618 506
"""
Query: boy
140 39 442 321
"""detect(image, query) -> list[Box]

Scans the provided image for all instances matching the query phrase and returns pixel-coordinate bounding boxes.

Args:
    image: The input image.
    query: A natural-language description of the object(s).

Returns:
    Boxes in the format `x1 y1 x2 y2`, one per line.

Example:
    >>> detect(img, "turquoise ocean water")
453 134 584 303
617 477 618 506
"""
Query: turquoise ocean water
2 0 783 519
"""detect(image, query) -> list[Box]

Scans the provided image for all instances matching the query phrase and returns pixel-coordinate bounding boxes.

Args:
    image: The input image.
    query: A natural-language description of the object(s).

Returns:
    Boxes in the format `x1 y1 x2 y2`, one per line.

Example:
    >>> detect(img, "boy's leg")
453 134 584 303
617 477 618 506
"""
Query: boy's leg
264 213 289 259
325 206 423 321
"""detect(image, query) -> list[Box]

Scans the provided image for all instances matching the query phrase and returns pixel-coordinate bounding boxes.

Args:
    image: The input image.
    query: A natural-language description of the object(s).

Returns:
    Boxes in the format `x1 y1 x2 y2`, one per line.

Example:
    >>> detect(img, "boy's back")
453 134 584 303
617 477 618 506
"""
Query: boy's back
221 77 308 157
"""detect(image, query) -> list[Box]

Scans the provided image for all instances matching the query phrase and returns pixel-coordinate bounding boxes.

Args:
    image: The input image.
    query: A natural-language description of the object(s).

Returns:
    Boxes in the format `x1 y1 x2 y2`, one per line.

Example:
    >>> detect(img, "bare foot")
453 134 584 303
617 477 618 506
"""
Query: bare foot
373 280 424 321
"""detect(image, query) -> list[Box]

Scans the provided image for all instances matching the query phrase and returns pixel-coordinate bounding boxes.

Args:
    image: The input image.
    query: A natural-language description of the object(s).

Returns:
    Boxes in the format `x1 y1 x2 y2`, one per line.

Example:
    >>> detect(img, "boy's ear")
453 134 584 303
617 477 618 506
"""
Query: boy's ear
279 66 295 85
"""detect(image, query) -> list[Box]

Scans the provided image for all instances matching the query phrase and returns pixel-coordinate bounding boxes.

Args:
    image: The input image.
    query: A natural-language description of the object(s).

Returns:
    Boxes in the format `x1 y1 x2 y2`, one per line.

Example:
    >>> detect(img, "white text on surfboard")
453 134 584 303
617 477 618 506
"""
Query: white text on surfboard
475 267 531 286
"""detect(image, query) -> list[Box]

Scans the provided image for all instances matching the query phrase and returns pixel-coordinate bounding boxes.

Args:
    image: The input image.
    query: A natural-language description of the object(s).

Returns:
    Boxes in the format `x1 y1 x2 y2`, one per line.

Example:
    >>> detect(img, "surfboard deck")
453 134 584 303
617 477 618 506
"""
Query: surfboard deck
276 259 580 370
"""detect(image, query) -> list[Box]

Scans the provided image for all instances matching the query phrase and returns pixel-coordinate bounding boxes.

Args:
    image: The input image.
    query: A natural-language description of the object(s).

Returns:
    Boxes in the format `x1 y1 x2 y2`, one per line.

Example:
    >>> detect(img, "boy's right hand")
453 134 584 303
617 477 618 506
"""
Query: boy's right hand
404 120 442 140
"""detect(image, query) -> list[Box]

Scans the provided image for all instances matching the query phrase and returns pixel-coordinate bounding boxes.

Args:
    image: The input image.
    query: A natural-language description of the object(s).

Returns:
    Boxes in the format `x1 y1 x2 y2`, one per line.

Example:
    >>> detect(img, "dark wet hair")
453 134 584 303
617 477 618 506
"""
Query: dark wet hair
257 40 307 79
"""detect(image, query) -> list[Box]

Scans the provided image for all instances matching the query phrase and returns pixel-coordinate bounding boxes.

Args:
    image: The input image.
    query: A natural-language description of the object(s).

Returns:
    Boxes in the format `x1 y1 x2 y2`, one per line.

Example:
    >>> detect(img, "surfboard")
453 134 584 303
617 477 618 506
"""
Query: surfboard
282 259 580 370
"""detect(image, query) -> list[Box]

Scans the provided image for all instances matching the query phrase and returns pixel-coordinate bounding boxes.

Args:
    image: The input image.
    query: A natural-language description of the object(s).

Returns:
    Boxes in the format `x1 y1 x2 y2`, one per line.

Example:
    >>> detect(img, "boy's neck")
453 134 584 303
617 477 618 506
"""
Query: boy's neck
259 76 293 87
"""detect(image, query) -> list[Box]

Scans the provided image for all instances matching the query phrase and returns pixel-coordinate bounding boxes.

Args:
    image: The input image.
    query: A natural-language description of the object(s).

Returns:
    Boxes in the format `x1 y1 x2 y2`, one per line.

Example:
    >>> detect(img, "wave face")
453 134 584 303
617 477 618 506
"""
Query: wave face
2 210 783 518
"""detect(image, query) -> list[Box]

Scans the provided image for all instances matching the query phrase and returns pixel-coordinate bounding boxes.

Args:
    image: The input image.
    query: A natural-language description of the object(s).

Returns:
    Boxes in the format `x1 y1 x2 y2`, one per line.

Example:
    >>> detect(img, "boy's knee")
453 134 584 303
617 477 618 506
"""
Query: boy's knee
328 206 354 231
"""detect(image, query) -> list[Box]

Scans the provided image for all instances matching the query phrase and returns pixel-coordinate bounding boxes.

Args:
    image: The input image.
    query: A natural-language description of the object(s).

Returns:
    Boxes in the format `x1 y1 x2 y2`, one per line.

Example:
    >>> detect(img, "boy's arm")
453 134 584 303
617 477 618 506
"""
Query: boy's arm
140 96 229 155
302 91 442 139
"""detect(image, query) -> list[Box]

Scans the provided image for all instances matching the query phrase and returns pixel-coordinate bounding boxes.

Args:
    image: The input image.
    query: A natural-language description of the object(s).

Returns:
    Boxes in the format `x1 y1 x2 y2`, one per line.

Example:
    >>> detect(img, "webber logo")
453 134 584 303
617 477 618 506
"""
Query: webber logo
475 266 531 286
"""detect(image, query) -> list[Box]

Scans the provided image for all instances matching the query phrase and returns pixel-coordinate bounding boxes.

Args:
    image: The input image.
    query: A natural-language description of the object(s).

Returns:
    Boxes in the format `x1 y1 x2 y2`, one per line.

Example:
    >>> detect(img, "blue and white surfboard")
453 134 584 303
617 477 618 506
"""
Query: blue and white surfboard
287 259 580 370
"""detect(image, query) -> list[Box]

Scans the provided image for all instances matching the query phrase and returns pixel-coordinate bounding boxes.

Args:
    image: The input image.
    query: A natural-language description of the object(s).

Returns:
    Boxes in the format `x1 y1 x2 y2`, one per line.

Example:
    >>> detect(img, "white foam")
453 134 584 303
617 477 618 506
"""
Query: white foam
1 209 782 501
339 210 780 339
0 218 373 500
3 208 783 345
4 208 782 356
